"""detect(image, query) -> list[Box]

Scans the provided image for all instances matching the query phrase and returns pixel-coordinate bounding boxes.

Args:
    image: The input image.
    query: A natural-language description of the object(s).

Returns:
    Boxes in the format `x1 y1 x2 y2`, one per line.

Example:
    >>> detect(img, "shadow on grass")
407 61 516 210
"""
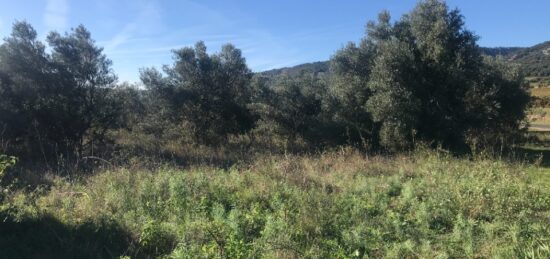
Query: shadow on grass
111 145 242 171
511 146 550 167
0 213 152 259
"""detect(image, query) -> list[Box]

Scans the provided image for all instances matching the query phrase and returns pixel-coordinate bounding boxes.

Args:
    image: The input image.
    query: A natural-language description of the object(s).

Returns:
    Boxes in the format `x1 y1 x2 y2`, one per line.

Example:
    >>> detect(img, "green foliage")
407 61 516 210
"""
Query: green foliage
0 154 16 179
0 6 545 257
483 42 550 77
139 220 177 256
329 31 377 146
0 22 121 162
0 214 140 259
465 57 530 149
366 38 420 150
329 0 529 151
1 150 548 258
141 41 255 144
2 1 533 159
0 154 16 201
481 46 524 57
260 61 330 78
250 73 333 146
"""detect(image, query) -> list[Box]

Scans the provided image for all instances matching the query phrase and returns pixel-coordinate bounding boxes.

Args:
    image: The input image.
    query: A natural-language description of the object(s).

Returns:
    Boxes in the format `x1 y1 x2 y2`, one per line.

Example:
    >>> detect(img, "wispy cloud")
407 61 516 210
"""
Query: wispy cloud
103 0 161 53
103 23 137 52
100 0 334 82
44 0 69 31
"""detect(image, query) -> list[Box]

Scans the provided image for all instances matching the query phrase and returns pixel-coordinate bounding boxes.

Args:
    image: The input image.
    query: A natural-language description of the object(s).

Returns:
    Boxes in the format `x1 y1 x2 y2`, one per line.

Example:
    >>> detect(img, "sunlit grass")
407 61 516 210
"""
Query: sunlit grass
528 77 550 90
1 149 549 258
528 107 550 131
531 88 550 98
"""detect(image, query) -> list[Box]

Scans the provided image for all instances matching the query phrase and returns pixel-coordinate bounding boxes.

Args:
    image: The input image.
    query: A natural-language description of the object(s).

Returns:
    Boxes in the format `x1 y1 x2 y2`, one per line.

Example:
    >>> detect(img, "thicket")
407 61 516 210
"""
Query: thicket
0 0 530 168
0 1 547 258
0 22 122 165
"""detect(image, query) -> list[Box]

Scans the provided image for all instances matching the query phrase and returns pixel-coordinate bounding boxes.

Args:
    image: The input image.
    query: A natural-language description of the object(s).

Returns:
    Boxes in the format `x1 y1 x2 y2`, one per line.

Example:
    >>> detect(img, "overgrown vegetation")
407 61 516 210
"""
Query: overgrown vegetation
1 150 549 258
481 41 550 77
0 0 548 258
0 154 16 202
528 77 550 89
0 22 121 165
0 0 530 161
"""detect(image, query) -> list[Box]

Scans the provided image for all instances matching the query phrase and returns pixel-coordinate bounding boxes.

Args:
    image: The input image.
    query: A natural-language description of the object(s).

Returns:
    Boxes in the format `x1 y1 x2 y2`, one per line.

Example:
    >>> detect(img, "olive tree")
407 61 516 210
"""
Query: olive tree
330 0 529 151
0 22 121 160
250 73 327 144
141 42 255 144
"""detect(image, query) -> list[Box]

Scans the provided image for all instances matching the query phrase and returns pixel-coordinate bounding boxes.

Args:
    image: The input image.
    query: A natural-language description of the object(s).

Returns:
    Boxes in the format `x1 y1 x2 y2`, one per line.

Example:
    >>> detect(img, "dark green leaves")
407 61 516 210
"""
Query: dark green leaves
142 42 255 144
0 22 120 161
330 0 529 151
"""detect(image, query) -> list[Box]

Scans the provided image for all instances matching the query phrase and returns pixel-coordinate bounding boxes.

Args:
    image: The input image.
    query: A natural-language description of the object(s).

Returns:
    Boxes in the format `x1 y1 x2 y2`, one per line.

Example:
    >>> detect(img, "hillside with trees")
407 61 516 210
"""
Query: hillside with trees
482 41 550 77
262 41 550 79
259 61 330 78
0 1 548 258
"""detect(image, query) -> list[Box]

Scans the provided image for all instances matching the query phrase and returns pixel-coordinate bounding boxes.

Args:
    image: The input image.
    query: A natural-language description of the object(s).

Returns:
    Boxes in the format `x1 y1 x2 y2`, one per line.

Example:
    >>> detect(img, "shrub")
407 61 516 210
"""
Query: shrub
329 0 529 151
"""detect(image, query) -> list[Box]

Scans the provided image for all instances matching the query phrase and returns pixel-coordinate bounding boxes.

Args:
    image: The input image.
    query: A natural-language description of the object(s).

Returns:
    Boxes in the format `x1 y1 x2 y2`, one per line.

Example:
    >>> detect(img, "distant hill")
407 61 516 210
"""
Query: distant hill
259 61 329 78
479 47 524 57
260 41 550 78
481 41 550 77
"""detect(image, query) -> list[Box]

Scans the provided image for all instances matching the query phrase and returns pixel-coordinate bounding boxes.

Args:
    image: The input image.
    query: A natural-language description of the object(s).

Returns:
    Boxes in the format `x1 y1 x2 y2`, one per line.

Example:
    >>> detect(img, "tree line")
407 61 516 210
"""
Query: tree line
0 0 530 165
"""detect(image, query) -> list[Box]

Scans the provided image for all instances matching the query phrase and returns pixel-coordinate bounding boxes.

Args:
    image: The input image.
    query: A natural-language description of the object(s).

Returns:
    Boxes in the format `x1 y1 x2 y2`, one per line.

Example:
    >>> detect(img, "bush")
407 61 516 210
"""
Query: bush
329 0 529 151
0 22 121 162
141 42 255 144
0 154 16 179
0 154 16 200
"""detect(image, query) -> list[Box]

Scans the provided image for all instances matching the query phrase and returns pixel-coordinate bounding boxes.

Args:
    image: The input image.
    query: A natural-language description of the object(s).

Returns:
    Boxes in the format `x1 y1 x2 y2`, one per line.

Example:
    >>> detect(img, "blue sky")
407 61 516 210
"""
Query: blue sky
0 0 548 83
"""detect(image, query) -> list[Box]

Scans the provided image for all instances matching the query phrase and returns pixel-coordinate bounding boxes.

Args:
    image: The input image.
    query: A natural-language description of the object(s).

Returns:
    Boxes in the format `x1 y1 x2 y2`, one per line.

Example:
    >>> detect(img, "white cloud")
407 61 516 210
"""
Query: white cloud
101 0 315 82
103 0 162 52
104 23 137 52
44 0 69 31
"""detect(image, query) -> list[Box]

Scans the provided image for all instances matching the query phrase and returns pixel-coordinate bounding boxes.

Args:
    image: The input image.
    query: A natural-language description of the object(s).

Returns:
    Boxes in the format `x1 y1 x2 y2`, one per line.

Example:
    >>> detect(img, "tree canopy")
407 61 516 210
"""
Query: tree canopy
0 22 120 161
0 0 532 164
329 0 529 151
141 41 255 144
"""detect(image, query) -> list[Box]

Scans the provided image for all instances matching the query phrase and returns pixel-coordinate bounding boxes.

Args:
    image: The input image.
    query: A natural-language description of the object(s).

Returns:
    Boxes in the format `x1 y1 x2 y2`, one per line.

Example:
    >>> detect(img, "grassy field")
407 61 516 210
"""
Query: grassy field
528 77 550 90
528 77 550 129
531 88 550 98
0 86 549 259
1 149 549 258
1 84 550 258
528 107 550 127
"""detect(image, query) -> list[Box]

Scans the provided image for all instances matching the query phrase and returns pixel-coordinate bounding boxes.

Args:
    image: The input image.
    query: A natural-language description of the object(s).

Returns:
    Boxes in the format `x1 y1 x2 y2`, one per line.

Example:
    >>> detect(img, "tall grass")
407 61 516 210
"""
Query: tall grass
1 149 549 258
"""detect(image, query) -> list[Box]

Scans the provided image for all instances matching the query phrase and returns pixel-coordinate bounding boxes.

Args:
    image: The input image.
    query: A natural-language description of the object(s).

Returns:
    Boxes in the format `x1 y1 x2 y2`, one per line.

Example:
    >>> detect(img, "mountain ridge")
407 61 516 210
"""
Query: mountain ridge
260 41 550 78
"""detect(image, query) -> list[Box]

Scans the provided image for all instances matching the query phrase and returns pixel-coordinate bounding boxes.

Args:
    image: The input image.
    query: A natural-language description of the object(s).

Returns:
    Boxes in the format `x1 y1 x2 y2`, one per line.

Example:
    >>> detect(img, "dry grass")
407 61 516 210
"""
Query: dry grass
1 149 549 258
528 108 550 132
528 77 550 90
531 87 550 98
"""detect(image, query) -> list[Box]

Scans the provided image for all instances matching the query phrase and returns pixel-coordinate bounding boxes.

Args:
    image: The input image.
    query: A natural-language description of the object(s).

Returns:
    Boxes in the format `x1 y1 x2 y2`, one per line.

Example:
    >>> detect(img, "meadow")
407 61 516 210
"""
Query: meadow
528 77 550 90
1 148 549 258
527 78 550 130
1 1 549 258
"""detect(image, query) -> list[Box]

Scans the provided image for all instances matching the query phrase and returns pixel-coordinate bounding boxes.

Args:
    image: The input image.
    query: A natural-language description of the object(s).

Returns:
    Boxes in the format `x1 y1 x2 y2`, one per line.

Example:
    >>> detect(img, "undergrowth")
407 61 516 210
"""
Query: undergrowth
1 149 549 258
